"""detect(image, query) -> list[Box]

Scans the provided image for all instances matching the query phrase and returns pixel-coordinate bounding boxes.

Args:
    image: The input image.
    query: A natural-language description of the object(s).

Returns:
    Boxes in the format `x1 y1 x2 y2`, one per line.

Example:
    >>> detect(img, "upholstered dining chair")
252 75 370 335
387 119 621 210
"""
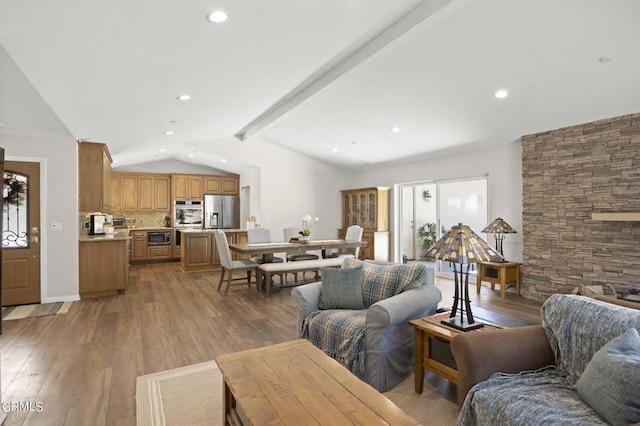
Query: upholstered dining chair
328 225 363 259
247 227 285 286
247 228 285 264
213 229 258 295
283 226 319 282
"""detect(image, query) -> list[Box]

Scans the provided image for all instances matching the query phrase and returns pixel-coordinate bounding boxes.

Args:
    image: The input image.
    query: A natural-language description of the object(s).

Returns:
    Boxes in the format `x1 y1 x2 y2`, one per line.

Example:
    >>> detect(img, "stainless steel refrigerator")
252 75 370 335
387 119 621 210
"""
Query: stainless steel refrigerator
203 195 238 229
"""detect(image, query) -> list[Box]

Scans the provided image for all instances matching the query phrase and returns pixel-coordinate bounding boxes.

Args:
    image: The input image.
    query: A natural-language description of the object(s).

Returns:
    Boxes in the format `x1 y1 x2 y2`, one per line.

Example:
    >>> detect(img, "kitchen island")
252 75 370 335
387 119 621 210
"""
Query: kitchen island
180 228 248 272
79 230 130 298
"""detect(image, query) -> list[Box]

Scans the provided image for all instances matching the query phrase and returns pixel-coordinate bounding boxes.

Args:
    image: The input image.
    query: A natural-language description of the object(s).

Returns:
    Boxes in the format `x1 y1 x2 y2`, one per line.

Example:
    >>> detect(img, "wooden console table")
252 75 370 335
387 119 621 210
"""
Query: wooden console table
476 261 521 299
409 314 501 393
216 339 418 425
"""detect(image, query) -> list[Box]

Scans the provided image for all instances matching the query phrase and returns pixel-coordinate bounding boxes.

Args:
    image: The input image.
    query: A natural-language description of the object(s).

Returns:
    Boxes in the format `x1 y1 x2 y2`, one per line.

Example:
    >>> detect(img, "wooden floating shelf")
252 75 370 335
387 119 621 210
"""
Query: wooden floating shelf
591 213 640 221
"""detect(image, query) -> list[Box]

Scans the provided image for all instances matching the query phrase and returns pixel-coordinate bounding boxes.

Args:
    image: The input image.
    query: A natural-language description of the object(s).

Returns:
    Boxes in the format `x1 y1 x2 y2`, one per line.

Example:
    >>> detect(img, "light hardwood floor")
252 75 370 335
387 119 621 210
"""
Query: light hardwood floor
1 262 542 425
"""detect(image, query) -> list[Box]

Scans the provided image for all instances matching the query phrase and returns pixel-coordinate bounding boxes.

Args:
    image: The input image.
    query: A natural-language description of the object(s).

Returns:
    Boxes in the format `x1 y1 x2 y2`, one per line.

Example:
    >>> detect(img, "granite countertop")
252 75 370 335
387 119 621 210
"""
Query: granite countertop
79 229 129 242
180 228 245 233
127 226 173 231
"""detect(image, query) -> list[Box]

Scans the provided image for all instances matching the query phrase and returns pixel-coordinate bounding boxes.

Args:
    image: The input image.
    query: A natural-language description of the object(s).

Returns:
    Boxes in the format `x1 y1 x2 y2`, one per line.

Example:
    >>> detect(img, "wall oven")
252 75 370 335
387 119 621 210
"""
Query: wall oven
147 231 171 246
174 200 203 227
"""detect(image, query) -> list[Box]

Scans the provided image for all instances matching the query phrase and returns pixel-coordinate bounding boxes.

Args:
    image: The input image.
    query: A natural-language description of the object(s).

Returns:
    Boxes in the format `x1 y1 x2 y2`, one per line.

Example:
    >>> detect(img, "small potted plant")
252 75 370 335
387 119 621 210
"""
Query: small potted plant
299 215 319 242
417 222 437 257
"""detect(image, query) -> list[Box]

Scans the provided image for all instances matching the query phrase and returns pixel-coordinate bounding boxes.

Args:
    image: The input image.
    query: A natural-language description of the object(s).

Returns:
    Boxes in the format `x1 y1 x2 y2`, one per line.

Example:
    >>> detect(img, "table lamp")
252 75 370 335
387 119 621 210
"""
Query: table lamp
425 223 503 331
481 217 517 259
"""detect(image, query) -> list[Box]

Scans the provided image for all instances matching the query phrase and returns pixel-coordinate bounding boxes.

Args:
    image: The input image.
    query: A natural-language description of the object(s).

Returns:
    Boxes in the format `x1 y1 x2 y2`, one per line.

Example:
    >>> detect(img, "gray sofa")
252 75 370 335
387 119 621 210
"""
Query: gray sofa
453 294 640 425
291 260 442 392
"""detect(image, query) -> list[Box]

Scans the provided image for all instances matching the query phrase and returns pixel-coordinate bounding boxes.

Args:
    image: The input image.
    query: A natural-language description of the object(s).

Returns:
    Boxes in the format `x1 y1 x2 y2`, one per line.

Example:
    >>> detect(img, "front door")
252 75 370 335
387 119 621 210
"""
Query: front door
3 161 41 306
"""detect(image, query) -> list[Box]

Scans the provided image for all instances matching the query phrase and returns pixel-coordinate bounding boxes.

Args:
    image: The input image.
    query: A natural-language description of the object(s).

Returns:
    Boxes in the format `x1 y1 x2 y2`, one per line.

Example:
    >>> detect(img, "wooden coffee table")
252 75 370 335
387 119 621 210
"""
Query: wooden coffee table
216 339 418 425
409 313 501 393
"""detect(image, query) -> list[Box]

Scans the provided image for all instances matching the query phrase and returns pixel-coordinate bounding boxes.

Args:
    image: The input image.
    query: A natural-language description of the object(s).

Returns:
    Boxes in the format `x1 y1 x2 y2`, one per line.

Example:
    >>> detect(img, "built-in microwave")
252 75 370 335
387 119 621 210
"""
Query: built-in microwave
147 231 171 246
173 200 203 227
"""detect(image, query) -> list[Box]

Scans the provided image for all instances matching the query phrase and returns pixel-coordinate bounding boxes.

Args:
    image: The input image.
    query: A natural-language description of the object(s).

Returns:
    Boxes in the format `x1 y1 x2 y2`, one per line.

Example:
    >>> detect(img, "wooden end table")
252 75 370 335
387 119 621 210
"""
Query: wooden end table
216 339 418 425
476 261 521 299
409 313 501 393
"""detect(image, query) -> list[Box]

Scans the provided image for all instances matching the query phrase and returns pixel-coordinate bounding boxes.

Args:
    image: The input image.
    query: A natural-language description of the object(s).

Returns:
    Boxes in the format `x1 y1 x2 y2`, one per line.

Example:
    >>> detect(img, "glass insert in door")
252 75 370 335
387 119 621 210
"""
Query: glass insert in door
3 172 29 248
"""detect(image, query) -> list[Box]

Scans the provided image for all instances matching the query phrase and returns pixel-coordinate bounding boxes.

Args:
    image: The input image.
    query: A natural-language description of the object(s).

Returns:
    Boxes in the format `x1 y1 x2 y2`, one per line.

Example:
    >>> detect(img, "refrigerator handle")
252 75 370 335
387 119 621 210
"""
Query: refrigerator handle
220 202 224 229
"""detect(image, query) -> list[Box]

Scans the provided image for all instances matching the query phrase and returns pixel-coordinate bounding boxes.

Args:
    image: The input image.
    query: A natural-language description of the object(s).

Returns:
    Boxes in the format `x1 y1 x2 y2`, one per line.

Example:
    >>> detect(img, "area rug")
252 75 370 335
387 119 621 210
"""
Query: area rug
136 361 222 426
1 301 73 321
135 360 458 426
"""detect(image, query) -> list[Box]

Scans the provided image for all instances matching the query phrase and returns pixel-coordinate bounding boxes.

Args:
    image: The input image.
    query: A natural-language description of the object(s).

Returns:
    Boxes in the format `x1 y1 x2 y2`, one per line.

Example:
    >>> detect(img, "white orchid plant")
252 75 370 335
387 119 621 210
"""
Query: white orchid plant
299 214 319 237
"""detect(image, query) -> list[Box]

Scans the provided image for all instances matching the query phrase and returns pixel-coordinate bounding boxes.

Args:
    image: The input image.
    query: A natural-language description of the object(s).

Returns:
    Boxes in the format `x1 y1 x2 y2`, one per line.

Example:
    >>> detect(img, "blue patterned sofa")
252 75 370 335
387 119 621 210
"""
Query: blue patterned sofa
291 259 442 392
452 294 640 425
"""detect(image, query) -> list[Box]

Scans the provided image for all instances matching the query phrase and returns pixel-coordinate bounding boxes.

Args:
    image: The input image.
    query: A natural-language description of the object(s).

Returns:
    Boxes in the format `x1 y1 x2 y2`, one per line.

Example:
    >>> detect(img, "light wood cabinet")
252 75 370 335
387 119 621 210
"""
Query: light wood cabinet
79 238 128 298
204 175 239 195
78 142 112 212
340 187 390 261
172 174 204 200
137 175 154 211
130 230 147 261
112 172 171 212
111 175 121 211
120 174 138 211
154 175 171 211
181 230 247 271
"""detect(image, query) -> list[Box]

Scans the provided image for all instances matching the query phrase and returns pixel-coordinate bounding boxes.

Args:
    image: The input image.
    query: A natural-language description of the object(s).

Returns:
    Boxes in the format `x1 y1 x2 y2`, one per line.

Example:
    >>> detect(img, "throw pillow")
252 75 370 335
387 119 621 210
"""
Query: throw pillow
577 327 640 426
342 258 425 307
318 265 364 310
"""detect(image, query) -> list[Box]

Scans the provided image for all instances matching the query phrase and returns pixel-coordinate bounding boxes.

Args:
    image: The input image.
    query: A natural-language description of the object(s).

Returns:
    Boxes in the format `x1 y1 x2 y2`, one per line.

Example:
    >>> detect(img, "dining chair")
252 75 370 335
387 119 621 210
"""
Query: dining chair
213 229 258 295
247 227 285 286
328 225 363 259
247 228 285 264
283 226 319 282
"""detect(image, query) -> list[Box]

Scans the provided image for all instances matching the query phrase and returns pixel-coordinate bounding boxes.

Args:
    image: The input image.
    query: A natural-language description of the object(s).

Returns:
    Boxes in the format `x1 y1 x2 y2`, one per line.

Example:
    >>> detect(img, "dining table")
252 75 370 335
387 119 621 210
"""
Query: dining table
228 238 366 260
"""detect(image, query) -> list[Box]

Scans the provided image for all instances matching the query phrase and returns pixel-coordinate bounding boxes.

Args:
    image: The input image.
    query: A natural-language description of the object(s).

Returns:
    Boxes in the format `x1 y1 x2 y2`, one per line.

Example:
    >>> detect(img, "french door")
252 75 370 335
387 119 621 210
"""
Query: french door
398 176 488 277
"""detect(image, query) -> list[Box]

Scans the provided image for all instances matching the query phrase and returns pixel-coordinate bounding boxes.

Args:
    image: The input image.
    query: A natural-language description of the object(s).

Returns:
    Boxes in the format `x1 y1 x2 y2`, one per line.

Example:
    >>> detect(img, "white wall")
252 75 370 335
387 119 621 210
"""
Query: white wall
0 133 79 302
351 141 523 262
190 136 351 241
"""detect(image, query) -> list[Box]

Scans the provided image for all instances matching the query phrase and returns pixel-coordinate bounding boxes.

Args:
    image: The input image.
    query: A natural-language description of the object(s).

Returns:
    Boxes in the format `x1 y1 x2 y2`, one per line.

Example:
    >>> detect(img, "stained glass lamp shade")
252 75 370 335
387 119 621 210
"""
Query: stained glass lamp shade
481 217 517 258
425 223 503 331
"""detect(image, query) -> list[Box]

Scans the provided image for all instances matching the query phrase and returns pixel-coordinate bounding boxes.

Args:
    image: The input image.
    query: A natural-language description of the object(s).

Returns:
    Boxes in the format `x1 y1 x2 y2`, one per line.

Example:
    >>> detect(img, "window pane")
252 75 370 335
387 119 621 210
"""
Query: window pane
3 172 29 248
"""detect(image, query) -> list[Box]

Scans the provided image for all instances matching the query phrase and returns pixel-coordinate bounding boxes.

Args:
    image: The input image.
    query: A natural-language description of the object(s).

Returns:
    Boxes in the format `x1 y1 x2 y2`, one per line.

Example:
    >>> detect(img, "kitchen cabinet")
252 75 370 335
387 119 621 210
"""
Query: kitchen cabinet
181 230 247 271
154 175 171 210
79 238 128 298
111 174 121 211
78 141 112 212
130 230 147 261
340 187 390 261
204 175 239 195
172 174 203 200
120 174 138 211
112 172 171 212
147 245 172 260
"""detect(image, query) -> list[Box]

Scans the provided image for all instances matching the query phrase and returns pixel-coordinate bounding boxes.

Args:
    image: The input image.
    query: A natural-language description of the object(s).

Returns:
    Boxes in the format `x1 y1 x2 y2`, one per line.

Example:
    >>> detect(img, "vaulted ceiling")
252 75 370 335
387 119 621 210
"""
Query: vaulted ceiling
1 0 640 171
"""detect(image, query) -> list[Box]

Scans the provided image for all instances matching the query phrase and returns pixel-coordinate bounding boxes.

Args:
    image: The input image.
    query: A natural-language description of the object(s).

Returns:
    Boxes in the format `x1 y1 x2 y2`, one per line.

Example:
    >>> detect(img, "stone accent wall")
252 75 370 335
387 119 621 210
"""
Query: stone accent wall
522 112 640 301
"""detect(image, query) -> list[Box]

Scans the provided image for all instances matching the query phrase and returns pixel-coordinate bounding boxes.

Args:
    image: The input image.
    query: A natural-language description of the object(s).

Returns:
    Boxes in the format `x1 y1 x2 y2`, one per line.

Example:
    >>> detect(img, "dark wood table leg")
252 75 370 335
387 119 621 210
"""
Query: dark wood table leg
414 328 425 394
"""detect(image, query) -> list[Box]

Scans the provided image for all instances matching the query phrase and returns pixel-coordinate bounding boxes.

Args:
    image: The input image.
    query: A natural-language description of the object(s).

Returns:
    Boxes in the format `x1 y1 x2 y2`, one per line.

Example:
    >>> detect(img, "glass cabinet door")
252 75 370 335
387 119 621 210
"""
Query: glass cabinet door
368 192 376 229
343 193 350 227
359 192 366 226
351 194 358 226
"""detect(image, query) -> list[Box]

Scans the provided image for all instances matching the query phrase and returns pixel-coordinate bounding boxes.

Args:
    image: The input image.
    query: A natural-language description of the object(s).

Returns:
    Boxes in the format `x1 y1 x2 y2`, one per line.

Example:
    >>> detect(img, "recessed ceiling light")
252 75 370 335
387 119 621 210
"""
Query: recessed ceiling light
221 159 227 163
113 159 119 164
206 10 228 23
494 89 508 99
177 94 191 101
164 131 174 135
160 148 167 153
331 147 339 152
390 126 401 133
188 153 195 158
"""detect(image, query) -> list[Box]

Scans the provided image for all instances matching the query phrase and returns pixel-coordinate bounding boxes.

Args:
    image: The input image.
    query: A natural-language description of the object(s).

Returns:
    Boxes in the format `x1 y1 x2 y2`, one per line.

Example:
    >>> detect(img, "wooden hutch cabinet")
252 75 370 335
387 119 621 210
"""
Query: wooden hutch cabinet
339 187 390 261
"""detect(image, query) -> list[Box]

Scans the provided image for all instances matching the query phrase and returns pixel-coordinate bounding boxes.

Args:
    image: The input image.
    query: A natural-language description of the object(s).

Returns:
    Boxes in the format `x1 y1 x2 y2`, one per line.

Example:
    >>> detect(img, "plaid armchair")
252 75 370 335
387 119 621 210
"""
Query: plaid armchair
291 259 441 392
